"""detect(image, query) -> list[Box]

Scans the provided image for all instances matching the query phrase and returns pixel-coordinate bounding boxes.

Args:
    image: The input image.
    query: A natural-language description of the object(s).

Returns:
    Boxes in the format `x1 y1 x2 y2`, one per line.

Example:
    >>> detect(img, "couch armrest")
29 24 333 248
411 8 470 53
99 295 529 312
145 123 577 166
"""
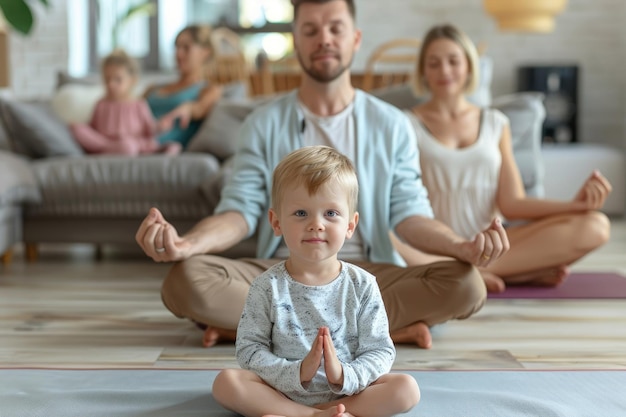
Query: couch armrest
0 150 41 206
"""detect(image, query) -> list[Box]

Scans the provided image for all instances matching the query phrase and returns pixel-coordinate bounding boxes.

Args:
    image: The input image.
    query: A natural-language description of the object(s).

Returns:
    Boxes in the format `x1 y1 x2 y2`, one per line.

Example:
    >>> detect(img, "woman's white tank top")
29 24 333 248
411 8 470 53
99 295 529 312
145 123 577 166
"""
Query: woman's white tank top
405 108 508 239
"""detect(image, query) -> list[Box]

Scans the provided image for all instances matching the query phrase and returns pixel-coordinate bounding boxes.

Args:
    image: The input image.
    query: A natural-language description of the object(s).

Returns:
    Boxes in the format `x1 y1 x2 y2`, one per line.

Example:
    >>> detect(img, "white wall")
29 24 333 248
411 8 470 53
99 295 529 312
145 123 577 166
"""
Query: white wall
8 0 68 99
7 0 626 149
355 0 626 149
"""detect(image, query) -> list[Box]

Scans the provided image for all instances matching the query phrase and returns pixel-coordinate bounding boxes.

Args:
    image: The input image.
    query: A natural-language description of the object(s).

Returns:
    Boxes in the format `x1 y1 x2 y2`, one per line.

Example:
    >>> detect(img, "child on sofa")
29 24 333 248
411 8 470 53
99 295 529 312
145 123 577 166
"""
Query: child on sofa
212 146 420 417
70 49 181 156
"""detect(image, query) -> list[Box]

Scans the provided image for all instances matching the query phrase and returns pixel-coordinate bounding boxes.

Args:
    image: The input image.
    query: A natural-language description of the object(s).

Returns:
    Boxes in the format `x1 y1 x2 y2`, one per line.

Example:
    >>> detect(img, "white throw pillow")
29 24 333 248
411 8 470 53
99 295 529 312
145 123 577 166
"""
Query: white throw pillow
50 84 105 124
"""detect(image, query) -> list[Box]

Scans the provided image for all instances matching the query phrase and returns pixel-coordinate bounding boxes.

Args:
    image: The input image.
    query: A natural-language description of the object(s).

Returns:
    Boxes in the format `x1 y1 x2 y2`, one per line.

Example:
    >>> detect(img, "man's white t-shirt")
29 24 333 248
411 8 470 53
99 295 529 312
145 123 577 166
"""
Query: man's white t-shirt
273 100 366 260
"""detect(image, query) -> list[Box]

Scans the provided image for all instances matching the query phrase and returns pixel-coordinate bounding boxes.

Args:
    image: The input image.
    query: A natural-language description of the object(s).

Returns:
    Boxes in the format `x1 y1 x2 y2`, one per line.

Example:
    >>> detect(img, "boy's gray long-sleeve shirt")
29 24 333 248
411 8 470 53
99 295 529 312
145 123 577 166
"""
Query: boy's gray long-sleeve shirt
236 261 396 406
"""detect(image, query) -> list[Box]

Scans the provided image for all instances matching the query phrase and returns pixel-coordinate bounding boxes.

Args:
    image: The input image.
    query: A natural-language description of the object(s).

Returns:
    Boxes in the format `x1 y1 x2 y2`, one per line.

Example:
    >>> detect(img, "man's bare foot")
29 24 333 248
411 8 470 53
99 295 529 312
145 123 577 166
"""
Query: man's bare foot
504 265 570 287
481 271 506 293
391 321 432 349
202 326 236 348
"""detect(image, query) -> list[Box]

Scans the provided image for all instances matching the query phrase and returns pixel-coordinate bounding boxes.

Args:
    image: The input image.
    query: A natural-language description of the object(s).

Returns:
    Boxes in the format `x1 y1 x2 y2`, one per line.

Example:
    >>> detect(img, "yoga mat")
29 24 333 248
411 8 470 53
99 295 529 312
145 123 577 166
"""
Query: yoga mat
488 272 626 299
1 369 625 417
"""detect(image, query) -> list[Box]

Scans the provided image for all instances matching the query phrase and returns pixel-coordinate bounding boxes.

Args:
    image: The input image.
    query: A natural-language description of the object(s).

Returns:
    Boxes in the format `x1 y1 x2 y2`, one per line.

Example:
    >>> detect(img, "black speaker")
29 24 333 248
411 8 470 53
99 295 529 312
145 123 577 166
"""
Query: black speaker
517 65 579 143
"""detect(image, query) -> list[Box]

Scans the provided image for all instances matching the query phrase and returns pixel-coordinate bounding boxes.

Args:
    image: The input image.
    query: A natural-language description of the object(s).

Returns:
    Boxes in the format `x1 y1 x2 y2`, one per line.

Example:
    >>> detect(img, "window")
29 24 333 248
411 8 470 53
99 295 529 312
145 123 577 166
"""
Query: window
69 0 293 74
202 0 294 63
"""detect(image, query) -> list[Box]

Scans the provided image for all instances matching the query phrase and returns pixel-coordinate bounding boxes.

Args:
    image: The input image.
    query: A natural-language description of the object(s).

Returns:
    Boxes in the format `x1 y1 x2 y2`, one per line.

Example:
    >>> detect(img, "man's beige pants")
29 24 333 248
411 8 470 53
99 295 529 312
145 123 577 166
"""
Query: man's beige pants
161 255 486 332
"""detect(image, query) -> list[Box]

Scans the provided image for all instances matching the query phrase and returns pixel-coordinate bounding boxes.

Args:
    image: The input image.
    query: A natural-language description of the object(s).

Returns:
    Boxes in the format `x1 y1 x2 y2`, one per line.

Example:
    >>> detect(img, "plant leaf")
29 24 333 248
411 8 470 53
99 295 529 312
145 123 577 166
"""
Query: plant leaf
112 2 156 47
36 0 50 7
0 0 34 35
119 2 156 25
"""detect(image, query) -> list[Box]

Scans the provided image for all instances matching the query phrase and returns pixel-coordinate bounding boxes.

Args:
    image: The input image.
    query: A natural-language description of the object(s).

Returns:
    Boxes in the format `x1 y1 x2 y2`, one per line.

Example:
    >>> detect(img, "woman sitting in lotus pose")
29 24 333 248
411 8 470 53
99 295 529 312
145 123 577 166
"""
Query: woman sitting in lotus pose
394 23 612 293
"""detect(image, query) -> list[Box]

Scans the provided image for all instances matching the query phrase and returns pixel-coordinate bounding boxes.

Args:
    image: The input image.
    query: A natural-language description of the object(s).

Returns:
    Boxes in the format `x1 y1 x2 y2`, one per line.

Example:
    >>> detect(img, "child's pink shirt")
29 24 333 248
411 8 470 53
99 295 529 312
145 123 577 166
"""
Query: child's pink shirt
89 98 157 141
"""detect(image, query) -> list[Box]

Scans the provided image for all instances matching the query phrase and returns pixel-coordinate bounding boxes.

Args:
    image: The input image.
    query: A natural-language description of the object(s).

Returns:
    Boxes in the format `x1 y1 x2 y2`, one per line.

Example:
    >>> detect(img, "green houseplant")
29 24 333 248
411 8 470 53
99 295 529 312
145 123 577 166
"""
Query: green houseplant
109 1 156 48
0 1 155 39
0 0 49 35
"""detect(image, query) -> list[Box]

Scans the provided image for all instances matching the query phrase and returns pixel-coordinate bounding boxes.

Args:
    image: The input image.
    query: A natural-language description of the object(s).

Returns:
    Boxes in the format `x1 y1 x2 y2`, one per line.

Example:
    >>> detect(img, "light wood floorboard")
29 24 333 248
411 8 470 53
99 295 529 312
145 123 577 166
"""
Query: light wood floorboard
1 220 625 370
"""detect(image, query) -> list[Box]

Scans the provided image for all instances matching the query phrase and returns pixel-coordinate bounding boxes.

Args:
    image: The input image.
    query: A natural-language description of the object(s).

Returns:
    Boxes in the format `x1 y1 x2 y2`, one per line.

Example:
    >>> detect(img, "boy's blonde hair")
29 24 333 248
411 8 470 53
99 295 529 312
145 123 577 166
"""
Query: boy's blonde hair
413 24 480 95
101 48 140 77
272 146 359 215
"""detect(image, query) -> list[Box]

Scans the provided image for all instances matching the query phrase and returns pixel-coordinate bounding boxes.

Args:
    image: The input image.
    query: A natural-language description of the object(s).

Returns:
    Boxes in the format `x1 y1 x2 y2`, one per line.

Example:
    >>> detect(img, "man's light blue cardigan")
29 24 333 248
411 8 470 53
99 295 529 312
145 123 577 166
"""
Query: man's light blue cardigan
215 89 433 266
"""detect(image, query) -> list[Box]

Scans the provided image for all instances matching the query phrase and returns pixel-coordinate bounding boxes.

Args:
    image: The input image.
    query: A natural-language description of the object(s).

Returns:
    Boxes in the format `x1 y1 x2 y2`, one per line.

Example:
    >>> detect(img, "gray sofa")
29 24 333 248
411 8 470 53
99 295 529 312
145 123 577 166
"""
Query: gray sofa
0 150 40 263
0 96 225 262
0 82 545 264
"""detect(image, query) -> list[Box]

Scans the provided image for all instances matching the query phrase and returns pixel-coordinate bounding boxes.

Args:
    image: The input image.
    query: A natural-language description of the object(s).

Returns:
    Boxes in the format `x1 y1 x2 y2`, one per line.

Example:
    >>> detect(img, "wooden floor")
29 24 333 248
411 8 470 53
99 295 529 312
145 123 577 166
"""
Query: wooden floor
1 220 625 371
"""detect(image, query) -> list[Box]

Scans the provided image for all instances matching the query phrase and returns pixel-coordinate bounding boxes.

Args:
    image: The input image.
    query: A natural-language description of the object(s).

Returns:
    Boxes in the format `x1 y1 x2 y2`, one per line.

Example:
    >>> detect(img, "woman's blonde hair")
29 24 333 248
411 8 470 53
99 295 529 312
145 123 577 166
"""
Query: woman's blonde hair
413 24 480 95
272 146 359 215
101 48 140 77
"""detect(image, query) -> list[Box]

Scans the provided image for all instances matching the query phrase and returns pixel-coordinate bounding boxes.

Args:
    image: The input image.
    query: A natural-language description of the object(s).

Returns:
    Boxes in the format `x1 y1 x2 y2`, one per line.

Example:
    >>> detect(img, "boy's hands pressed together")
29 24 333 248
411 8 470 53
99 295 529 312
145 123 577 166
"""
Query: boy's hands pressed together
300 328 324 383
299 327 344 388
321 327 344 387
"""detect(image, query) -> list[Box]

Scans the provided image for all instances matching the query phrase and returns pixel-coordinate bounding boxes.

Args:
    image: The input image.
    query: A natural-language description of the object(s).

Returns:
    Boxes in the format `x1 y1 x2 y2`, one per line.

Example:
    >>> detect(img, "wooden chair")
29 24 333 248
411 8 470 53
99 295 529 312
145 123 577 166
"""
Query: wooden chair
256 53 301 95
207 27 251 93
361 38 421 91
211 27 243 56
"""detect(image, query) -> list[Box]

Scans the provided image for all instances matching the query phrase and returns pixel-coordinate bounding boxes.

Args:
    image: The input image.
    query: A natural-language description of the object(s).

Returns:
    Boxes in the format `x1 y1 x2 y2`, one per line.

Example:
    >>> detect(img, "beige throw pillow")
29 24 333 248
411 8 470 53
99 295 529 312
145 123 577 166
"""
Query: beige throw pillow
50 84 104 124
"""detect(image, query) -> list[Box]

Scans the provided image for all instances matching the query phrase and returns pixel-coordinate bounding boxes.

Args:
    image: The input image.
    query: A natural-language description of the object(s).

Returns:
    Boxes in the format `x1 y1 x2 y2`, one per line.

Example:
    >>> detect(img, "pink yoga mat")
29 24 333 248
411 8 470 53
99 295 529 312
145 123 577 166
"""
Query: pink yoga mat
487 272 626 299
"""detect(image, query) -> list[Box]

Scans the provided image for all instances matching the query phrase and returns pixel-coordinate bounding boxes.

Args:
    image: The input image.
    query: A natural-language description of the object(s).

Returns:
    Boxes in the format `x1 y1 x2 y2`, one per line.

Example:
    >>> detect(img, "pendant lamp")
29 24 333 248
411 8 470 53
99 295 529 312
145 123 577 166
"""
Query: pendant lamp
483 0 568 32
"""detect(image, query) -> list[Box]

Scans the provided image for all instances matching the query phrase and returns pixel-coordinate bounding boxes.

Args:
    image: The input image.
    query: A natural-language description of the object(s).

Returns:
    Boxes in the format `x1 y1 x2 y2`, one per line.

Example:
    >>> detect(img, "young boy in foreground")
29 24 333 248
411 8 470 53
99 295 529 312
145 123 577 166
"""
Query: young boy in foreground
212 146 420 417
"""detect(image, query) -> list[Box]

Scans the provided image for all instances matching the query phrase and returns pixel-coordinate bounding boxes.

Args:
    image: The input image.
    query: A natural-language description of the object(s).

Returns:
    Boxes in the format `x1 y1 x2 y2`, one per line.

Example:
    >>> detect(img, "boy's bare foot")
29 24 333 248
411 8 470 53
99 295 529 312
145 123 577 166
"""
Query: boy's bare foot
202 326 236 348
391 321 432 349
504 265 570 287
263 404 348 417
319 404 346 417
481 271 506 293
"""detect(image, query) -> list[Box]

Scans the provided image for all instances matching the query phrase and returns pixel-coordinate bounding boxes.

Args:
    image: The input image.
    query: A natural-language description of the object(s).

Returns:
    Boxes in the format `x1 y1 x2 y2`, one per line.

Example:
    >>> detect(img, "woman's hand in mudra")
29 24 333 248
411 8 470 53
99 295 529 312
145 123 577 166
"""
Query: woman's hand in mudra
158 102 194 132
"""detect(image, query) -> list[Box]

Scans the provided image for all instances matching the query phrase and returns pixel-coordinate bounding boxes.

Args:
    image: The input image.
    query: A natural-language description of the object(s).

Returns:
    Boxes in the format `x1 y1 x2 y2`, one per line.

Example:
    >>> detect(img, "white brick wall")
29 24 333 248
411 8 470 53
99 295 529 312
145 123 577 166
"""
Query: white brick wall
6 0 626 149
8 0 68 99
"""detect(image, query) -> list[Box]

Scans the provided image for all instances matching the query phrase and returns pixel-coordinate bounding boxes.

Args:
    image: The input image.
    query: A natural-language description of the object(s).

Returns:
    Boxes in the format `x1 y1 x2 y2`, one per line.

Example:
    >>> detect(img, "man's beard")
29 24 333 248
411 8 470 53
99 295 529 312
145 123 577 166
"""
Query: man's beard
296 50 353 83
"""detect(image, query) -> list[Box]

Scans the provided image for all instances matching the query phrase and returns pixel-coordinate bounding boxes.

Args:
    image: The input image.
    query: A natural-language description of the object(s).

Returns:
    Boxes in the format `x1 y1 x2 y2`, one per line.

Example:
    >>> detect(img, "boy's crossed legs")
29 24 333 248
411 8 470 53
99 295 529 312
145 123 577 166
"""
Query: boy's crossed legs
212 368 419 417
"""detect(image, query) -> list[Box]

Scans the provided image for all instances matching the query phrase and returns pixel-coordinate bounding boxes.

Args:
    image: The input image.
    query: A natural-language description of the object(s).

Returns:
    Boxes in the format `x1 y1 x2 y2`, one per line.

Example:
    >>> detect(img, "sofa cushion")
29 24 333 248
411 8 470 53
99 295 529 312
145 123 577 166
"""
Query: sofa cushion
371 84 427 110
492 92 546 197
50 83 105 124
199 156 235 209
186 95 277 160
0 98 84 159
26 154 220 219
0 151 41 206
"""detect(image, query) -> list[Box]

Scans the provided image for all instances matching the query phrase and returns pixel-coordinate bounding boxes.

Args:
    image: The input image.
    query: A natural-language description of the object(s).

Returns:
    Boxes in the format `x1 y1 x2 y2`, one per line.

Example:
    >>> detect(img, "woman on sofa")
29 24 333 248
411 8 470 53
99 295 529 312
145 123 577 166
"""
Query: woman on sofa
144 24 223 149
394 23 613 293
